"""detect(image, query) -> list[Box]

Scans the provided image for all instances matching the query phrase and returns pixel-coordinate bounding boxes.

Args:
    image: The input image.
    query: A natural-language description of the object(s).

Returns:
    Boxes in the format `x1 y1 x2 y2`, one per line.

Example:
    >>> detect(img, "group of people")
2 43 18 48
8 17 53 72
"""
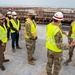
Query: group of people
46 12 75 75
0 10 37 71
0 10 75 75
0 10 22 71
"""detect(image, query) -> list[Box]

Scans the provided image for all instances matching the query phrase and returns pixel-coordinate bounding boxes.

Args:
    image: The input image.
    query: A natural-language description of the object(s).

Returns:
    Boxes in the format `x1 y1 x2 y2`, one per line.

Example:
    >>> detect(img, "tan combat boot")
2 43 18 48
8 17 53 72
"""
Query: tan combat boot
66 58 72 63
28 61 35 65
63 58 72 66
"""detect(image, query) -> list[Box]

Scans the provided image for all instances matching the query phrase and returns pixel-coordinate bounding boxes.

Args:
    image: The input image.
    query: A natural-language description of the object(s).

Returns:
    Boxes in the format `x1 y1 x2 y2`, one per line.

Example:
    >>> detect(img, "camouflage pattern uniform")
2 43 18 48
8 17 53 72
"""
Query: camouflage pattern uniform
46 29 67 75
24 19 37 62
66 21 75 63
0 44 6 67
25 39 36 61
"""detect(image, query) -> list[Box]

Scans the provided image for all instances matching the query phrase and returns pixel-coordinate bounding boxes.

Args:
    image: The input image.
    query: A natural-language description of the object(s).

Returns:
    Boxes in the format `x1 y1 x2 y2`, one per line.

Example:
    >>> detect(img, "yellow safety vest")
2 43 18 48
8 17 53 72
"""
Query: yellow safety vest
0 24 7 43
71 21 75 39
46 23 62 52
10 19 20 33
6 17 10 28
24 18 37 39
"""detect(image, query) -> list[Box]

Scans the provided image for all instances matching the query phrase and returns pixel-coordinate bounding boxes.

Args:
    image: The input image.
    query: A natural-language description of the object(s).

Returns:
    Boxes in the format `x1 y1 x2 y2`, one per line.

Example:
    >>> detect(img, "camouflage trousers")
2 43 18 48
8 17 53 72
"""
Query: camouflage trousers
68 38 75 58
0 44 6 67
46 49 62 75
25 39 36 61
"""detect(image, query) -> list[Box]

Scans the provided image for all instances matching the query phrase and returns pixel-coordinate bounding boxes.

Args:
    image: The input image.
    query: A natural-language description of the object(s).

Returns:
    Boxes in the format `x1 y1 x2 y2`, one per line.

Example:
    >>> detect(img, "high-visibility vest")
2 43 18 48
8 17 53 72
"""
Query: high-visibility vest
46 23 62 52
24 18 37 39
10 19 20 33
71 21 75 39
6 17 10 28
0 24 7 43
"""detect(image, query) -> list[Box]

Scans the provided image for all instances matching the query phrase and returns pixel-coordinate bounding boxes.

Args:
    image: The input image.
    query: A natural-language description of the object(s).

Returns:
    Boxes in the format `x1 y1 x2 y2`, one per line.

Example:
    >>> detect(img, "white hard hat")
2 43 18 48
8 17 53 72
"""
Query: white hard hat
53 12 63 21
7 11 11 15
12 11 17 15
0 13 5 19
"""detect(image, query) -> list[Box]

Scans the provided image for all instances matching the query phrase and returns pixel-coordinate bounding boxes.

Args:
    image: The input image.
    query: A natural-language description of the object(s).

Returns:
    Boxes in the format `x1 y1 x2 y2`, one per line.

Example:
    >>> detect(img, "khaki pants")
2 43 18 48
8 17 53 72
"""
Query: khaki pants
46 49 62 75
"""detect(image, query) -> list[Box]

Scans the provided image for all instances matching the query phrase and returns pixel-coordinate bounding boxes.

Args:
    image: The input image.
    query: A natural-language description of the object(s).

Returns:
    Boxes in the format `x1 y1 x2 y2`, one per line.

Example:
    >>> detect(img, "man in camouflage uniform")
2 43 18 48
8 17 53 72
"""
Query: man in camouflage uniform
46 12 71 75
24 12 37 65
65 17 75 64
0 13 9 71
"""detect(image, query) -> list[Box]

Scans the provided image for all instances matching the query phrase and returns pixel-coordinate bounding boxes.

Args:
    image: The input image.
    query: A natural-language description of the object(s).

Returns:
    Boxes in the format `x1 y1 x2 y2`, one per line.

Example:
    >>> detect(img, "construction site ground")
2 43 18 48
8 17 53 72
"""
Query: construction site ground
0 25 75 75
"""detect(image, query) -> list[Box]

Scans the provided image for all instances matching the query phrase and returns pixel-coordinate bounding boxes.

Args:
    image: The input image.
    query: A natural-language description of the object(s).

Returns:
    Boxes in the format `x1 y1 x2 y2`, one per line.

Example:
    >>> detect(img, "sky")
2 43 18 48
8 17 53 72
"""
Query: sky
0 0 75 8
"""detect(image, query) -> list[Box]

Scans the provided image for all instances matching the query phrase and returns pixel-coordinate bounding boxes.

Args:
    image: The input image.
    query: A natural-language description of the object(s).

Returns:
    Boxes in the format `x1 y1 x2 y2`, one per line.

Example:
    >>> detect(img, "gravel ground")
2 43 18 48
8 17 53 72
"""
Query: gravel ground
0 25 75 75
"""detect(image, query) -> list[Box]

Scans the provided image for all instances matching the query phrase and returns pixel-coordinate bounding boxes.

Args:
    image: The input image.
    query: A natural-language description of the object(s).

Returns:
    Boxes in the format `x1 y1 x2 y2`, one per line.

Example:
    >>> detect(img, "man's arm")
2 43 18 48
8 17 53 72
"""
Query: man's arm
9 21 17 32
68 25 72 39
25 23 34 39
54 31 68 50
54 31 63 49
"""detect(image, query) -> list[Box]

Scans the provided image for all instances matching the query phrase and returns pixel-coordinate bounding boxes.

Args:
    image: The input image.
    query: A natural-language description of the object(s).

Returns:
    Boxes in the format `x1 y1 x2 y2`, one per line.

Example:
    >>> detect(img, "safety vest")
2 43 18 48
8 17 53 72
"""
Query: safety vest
10 19 20 33
6 17 10 28
46 23 62 52
0 24 7 43
71 21 75 39
24 18 37 39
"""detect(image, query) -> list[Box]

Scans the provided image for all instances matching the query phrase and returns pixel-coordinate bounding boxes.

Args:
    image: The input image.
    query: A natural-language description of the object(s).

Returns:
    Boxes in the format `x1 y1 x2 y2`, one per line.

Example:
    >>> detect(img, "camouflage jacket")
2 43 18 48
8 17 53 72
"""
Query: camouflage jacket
54 30 67 50
24 19 36 39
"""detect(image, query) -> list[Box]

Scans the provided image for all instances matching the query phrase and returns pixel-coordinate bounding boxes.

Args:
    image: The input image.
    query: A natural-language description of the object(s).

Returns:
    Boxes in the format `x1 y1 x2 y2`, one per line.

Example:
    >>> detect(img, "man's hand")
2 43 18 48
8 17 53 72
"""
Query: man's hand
69 41 75 47
1 43 5 46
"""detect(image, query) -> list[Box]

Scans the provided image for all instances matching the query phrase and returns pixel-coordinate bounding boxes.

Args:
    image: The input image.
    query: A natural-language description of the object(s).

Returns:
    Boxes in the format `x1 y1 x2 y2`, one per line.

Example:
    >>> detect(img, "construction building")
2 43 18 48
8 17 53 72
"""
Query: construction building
0 7 75 25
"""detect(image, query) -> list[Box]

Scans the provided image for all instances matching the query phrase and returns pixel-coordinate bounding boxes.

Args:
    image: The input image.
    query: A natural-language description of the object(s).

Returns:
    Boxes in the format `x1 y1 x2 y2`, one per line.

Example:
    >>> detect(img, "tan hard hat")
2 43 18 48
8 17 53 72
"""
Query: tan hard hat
28 9 36 15
0 13 5 19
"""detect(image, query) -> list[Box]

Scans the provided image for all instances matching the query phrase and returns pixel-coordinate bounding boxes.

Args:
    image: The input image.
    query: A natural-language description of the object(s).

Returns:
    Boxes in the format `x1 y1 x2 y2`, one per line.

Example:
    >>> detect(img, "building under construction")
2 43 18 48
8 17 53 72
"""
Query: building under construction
0 7 75 25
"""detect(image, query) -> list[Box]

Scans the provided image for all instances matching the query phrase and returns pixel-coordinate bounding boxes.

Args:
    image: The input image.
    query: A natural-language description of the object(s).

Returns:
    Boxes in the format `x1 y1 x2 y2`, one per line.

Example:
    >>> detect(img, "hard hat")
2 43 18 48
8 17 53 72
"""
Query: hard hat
7 11 11 15
0 13 5 19
53 12 63 21
12 11 17 16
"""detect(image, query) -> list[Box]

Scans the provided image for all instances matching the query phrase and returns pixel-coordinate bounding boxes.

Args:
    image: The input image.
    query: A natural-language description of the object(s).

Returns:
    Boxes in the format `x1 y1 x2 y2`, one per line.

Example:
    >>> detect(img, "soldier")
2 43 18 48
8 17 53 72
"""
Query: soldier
0 13 9 71
46 12 72 75
10 11 22 52
24 11 37 65
65 16 75 64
